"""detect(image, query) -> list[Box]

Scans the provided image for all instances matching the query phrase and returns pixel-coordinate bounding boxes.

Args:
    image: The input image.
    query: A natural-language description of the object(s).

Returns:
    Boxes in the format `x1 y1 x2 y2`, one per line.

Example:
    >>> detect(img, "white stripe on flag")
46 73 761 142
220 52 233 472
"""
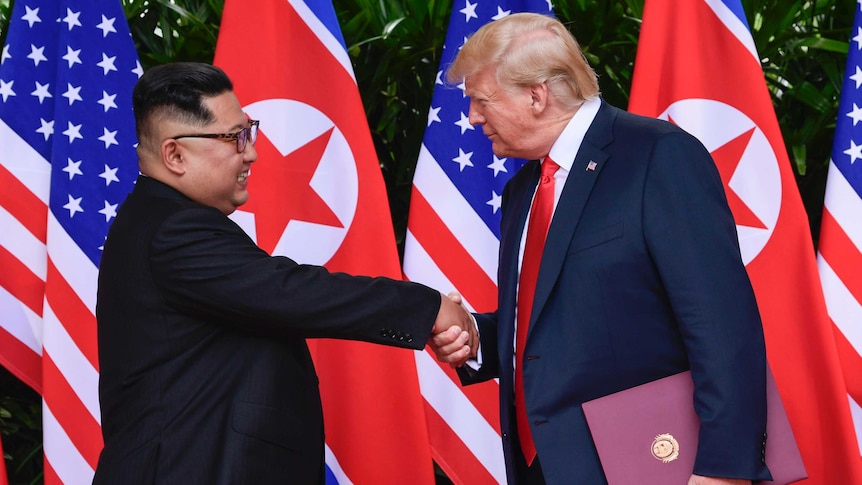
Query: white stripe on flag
325 443 354 485
850 396 862 455
0 119 51 204
48 214 99 313
413 145 500 282
0 205 47 280
817 259 862 356
415 350 506 483
403 230 481 311
823 161 862 251
704 0 759 63
42 304 101 423
43 402 95 484
287 0 356 82
0 286 42 354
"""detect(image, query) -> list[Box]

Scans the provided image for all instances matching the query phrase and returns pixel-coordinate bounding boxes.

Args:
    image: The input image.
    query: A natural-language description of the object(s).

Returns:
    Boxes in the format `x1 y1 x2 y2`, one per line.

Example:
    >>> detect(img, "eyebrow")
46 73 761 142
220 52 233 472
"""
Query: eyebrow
225 120 249 131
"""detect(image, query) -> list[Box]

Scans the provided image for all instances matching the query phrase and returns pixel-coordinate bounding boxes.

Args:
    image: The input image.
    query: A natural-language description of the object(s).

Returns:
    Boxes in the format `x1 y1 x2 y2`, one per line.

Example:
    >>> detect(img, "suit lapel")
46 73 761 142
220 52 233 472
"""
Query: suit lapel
529 102 617 332
499 160 541 361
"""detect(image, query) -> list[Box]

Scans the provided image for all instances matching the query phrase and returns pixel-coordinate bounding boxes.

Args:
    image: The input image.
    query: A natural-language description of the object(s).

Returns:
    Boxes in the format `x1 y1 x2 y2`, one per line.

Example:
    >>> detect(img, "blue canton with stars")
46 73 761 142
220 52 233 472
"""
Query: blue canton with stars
422 0 553 238
0 0 141 267
833 0 862 198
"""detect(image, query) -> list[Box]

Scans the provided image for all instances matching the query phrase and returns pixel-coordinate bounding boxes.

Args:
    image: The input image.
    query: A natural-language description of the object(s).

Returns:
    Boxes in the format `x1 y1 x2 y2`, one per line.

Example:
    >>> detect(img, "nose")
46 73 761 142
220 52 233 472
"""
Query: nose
468 101 484 126
243 140 258 163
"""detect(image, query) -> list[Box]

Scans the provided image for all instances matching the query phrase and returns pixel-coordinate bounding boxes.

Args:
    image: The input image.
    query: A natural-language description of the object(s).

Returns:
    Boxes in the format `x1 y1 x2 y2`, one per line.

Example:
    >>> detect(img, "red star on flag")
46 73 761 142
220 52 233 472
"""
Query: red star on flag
243 128 343 254
667 115 766 230
707 127 768 230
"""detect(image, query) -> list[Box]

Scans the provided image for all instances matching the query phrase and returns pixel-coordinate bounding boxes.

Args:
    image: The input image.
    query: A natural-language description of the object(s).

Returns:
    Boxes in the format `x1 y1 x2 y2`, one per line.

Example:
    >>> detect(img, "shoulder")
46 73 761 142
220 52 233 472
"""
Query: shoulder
596 105 710 161
610 105 696 142
154 204 252 254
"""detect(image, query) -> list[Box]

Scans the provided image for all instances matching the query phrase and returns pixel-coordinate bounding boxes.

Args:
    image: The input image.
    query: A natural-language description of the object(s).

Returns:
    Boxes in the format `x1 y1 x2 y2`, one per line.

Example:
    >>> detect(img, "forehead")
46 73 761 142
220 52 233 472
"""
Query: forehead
464 66 499 97
202 91 247 127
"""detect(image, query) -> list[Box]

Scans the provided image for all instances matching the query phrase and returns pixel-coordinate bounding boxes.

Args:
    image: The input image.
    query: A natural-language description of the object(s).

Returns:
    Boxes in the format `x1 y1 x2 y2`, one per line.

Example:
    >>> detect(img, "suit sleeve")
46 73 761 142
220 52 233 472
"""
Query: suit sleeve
643 130 770 480
149 205 440 349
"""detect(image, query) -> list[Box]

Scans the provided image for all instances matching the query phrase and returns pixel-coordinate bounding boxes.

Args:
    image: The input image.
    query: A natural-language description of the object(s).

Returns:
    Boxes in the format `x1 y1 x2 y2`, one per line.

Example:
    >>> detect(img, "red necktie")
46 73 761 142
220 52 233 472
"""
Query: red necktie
515 157 560 465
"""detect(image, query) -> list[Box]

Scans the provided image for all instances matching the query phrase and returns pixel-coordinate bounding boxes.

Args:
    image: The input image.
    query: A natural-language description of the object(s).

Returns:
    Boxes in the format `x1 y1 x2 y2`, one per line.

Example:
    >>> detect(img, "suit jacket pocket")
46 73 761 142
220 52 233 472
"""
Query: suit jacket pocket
232 401 305 451
568 222 623 254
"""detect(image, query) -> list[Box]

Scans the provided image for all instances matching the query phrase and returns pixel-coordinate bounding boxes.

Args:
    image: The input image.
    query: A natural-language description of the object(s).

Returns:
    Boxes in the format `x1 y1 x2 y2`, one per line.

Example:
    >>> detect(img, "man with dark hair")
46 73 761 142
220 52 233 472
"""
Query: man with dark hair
430 13 771 485
94 62 476 484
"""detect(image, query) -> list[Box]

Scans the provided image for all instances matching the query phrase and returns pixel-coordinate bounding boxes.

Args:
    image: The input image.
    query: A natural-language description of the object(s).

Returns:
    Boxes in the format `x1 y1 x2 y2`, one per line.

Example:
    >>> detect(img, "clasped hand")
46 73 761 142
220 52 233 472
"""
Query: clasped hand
688 475 751 485
429 292 478 368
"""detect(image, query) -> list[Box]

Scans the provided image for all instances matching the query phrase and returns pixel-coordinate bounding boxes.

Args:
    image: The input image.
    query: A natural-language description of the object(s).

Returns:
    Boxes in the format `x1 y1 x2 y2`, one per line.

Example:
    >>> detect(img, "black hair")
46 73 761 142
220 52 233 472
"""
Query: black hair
132 62 233 140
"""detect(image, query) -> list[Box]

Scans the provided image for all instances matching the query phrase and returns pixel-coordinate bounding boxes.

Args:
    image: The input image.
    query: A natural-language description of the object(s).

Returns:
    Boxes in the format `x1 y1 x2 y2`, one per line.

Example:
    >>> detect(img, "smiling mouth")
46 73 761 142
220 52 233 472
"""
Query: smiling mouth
237 169 250 183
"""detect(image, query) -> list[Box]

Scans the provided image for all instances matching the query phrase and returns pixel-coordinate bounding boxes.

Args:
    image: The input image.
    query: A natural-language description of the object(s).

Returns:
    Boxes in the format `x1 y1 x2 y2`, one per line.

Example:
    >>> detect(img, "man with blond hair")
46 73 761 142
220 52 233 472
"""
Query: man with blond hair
431 13 771 485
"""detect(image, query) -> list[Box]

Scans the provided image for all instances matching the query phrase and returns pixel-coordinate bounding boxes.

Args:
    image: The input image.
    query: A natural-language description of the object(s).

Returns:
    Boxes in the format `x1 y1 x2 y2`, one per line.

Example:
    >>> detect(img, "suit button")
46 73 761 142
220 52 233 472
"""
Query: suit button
502 433 509 439
406 334 414 343
380 328 388 337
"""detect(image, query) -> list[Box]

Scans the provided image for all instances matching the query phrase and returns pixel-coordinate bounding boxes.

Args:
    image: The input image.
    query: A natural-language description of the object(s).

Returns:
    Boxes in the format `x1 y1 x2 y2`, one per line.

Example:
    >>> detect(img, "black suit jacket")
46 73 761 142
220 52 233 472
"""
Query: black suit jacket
93 175 440 484
460 101 771 484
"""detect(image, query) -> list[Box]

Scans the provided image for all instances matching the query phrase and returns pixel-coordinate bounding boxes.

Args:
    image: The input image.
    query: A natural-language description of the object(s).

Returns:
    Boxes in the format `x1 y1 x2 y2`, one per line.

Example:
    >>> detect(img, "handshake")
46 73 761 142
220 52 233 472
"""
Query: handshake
428 292 479 368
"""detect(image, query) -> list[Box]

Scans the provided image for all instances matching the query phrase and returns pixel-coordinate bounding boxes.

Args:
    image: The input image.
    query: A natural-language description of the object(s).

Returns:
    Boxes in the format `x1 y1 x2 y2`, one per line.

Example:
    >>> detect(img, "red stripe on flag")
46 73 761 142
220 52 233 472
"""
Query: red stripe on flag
0 246 44 315
425 352 502 434
42 353 103 469
0 325 41 393
833 323 862 403
43 456 60 485
409 189 497 313
0 432 7 485
0 163 47 243
424 400 498 485
45 259 99 371
819 208 862 305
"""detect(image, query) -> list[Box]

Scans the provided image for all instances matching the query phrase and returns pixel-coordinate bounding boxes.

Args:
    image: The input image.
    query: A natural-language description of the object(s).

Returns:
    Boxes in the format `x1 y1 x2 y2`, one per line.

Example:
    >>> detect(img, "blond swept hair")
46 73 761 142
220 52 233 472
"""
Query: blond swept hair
447 12 600 109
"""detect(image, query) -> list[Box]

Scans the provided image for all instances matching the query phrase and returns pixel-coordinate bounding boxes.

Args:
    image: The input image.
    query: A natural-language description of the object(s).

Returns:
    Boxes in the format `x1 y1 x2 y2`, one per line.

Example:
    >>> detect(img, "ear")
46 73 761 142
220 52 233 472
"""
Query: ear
529 83 550 114
160 139 186 175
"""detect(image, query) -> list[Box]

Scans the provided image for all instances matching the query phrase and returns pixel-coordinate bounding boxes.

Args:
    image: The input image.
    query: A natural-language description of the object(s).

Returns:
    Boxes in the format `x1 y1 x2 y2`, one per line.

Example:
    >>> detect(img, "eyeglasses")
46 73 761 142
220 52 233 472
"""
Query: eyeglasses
172 119 260 153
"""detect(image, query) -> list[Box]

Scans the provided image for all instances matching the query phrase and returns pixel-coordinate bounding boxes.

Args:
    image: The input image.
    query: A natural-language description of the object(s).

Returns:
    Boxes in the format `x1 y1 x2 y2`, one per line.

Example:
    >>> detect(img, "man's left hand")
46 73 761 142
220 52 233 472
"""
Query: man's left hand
688 475 751 485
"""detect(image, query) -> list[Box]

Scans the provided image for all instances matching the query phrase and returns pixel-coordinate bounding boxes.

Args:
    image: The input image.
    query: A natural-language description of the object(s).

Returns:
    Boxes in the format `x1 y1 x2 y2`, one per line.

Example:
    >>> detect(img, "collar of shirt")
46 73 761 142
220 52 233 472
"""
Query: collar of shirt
546 97 602 173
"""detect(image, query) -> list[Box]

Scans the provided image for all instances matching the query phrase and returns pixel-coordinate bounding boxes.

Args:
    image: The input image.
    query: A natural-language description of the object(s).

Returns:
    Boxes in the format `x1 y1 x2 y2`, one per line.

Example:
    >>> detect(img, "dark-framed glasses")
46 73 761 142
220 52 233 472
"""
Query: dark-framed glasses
172 119 260 153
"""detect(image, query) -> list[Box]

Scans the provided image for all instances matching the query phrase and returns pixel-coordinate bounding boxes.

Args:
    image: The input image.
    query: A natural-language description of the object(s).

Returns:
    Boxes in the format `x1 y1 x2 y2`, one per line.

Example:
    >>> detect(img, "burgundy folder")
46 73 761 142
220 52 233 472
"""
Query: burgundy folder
582 370 806 484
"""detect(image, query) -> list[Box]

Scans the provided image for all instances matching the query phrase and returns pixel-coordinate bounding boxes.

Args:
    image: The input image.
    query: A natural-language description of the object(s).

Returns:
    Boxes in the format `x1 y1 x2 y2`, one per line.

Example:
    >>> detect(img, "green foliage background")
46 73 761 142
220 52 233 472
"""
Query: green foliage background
0 0 854 482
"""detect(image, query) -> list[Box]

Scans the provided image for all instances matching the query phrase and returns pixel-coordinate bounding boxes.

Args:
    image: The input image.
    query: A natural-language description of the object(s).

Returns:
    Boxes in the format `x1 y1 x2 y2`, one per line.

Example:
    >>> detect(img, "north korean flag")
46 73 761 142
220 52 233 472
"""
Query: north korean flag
629 1 862 483
214 0 435 483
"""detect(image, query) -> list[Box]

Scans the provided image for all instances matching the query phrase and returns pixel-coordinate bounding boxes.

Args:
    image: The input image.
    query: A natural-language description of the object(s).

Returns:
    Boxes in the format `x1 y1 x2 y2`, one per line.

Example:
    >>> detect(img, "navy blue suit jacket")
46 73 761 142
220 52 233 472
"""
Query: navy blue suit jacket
460 102 771 484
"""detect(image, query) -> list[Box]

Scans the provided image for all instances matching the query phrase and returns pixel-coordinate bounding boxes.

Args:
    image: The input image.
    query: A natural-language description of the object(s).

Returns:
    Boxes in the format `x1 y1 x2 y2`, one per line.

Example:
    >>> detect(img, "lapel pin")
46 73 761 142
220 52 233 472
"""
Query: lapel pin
586 160 598 172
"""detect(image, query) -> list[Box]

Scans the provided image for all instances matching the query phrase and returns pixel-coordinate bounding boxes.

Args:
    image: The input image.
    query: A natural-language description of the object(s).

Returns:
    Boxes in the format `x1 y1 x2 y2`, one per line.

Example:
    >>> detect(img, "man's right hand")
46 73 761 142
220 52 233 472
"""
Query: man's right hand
429 292 478 368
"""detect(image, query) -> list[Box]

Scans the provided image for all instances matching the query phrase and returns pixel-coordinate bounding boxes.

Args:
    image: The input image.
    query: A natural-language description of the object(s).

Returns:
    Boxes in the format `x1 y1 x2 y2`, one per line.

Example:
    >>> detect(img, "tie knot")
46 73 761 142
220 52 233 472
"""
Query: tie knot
541 157 560 182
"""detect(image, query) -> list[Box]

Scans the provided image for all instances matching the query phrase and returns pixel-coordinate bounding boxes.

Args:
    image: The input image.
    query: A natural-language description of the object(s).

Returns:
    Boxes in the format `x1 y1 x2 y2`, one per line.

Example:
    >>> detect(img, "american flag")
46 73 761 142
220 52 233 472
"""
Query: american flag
816 0 862 455
0 0 141 483
402 0 552 483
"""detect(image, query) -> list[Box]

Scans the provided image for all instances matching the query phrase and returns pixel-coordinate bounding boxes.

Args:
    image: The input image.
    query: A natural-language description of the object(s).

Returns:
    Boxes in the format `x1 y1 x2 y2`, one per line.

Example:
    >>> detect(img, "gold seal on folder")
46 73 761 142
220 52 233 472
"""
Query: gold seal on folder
651 434 679 463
